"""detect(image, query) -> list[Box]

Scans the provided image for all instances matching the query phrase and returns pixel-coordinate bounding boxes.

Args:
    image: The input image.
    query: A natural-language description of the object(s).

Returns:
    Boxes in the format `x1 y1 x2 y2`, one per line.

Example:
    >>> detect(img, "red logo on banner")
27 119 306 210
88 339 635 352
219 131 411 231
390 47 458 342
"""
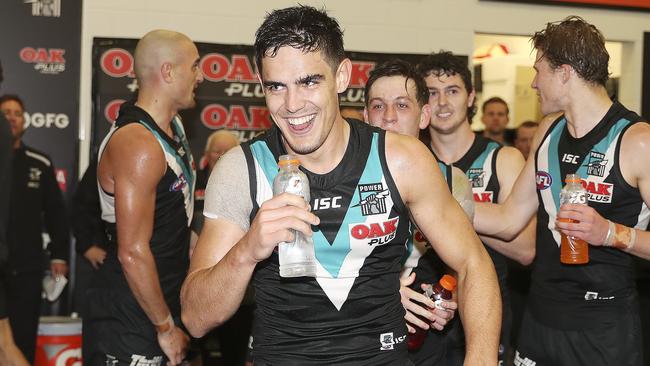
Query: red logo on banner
349 61 375 88
201 104 272 130
104 99 125 123
55 169 67 192
200 53 257 83
19 47 66 74
100 48 134 78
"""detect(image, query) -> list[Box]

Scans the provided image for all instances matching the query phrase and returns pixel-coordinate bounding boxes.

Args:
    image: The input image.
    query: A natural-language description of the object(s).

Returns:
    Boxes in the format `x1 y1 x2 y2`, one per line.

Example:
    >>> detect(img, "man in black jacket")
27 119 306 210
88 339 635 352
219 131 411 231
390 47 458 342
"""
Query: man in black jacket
1 93 70 363
0 62 30 366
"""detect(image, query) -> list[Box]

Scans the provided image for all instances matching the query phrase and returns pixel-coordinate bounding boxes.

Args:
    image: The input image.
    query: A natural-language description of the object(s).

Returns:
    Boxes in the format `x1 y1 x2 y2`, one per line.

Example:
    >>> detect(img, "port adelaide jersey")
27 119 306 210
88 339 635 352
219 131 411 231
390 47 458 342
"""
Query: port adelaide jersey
243 119 411 365
532 102 650 328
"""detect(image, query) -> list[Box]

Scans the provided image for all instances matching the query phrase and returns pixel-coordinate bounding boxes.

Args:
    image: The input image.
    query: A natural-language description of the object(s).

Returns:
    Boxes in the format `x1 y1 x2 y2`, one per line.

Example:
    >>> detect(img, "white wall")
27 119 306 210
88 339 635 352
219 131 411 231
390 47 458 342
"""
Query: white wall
79 0 650 172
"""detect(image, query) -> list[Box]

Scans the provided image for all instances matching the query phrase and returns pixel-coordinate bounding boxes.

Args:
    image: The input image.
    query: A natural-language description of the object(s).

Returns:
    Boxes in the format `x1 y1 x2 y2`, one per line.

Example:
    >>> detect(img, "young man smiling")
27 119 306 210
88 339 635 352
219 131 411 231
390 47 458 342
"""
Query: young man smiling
182 6 500 365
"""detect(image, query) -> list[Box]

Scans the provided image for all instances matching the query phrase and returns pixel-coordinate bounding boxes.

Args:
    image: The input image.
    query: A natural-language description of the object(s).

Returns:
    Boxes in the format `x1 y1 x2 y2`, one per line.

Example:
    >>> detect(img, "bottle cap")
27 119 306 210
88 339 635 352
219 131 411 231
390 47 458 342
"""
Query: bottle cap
564 173 582 183
278 154 300 167
439 274 457 291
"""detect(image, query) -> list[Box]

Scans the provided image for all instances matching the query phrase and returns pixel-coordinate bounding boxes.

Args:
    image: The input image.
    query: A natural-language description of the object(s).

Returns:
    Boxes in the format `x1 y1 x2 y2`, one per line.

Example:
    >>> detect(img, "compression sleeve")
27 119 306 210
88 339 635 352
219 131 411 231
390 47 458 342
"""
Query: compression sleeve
203 146 252 231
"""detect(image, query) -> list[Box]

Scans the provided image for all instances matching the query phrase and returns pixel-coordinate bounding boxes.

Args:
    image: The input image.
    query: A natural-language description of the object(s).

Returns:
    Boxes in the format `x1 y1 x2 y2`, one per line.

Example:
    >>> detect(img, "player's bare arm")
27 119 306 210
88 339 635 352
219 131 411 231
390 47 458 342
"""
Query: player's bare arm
181 179 319 337
100 123 188 363
479 146 536 265
557 121 650 260
475 113 558 240
386 132 501 365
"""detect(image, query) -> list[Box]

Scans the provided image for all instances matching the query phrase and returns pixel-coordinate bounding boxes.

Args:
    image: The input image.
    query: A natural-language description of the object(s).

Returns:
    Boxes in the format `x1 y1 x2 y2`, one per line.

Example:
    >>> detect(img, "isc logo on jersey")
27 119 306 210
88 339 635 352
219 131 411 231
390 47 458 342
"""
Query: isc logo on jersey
350 218 399 246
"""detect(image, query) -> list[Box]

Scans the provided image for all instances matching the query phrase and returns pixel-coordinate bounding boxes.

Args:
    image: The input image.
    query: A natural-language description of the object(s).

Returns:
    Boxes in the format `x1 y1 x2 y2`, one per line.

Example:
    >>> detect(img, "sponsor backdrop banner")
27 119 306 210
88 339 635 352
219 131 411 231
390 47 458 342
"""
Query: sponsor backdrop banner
92 38 439 168
0 0 81 196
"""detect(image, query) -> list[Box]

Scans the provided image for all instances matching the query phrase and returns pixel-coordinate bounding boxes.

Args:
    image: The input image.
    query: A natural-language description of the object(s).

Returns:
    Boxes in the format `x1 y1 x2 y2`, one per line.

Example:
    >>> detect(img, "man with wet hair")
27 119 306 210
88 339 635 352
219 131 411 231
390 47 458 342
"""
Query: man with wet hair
85 29 203 365
417 51 535 365
182 6 500 365
475 16 650 365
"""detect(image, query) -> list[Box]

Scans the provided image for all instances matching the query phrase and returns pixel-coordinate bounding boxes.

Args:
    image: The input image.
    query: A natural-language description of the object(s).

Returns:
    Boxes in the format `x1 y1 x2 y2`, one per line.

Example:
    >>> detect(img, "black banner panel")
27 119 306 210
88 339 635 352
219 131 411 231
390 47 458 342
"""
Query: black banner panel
0 0 82 196
92 38 433 168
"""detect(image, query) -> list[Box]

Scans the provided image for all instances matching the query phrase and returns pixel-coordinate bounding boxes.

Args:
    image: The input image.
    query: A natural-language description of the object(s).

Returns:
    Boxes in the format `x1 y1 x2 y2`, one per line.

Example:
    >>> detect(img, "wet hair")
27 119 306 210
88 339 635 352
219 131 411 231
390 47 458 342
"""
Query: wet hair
364 59 429 108
531 16 609 87
254 5 345 74
0 94 25 111
482 96 509 114
416 51 476 120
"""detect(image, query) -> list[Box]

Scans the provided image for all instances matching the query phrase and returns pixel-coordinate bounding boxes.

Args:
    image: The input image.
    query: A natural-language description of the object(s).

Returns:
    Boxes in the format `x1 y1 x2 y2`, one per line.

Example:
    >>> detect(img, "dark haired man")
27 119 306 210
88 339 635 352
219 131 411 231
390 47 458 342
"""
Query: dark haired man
0 64 30 366
1 94 70 363
514 120 538 158
85 29 203 365
481 97 514 145
182 6 500 365
475 16 650 365
417 51 535 365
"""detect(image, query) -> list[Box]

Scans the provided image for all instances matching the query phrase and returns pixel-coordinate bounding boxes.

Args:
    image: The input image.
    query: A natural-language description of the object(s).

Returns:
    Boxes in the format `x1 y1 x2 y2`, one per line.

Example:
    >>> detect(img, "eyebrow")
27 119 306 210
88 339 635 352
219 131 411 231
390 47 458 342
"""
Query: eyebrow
296 74 324 84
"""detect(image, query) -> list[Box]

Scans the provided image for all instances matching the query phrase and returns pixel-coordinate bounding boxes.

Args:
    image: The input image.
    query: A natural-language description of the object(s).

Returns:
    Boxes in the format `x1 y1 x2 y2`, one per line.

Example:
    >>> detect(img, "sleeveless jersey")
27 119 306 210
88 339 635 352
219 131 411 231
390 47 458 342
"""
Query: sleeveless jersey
454 135 508 296
95 102 195 313
244 120 411 365
532 101 649 329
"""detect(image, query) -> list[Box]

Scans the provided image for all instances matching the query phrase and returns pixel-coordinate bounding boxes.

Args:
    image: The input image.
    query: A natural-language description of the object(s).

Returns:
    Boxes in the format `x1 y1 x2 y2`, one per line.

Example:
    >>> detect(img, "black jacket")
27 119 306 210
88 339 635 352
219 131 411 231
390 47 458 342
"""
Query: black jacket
7 143 70 273
0 115 11 265
70 158 106 255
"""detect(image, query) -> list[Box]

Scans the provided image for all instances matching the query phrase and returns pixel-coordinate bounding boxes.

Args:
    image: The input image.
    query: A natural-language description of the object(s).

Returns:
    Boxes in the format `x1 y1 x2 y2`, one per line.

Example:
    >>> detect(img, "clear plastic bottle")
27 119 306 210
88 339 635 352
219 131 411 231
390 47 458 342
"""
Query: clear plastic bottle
407 274 457 351
559 173 589 264
272 155 317 277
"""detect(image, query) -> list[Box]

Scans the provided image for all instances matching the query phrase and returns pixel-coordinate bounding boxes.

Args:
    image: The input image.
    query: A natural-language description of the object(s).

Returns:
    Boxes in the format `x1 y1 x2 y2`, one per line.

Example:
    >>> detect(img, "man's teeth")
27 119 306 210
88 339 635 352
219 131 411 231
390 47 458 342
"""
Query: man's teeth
287 115 314 125
437 112 452 118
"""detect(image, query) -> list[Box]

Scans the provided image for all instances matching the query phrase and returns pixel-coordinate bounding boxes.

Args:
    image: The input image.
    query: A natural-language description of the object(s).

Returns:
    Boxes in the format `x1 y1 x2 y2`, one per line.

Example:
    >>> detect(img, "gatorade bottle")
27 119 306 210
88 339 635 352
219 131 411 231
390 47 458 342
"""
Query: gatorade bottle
559 173 589 264
407 274 457 351
272 155 317 277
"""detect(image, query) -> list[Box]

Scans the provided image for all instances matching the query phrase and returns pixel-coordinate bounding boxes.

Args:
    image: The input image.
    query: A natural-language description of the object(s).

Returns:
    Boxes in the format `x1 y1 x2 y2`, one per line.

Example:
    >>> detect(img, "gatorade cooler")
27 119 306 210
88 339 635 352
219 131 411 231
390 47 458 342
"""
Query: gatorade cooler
34 316 82 366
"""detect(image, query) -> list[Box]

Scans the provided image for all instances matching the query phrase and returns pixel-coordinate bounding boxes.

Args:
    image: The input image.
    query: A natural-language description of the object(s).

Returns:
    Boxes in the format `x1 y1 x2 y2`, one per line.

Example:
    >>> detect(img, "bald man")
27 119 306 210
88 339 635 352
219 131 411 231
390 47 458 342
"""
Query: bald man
84 30 203 365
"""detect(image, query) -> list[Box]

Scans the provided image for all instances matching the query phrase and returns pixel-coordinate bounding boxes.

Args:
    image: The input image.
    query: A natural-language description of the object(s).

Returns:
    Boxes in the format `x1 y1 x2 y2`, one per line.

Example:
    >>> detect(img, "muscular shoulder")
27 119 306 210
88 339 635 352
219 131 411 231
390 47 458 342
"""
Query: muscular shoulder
496 146 525 174
620 121 650 183
104 123 166 177
384 131 441 202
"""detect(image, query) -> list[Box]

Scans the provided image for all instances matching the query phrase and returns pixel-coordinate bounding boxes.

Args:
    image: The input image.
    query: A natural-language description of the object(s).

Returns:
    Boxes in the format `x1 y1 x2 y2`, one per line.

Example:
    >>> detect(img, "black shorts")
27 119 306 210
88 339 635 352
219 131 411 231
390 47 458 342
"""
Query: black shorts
515 307 642 366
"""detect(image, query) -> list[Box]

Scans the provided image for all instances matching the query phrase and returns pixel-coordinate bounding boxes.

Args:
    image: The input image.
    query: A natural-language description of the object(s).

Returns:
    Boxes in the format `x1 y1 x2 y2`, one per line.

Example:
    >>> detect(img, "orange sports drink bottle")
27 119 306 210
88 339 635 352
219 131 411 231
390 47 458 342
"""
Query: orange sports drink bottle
559 174 589 264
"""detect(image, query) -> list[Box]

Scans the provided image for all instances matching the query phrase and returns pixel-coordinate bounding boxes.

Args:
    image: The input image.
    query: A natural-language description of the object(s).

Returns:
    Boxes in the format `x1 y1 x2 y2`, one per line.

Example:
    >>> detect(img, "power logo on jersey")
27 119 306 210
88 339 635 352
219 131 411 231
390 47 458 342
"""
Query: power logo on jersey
352 183 389 216
586 151 607 177
468 168 485 188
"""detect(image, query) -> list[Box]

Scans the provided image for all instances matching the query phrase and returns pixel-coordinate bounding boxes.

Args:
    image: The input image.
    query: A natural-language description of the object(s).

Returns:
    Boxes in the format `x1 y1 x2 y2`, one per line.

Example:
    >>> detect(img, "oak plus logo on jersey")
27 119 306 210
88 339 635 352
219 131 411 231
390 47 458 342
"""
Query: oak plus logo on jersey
586 151 608 177
535 171 552 190
19 47 66 74
582 179 613 203
25 0 61 17
473 191 494 203
468 168 485 188
352 183 389 216
350 218 399 246
25 112 70 129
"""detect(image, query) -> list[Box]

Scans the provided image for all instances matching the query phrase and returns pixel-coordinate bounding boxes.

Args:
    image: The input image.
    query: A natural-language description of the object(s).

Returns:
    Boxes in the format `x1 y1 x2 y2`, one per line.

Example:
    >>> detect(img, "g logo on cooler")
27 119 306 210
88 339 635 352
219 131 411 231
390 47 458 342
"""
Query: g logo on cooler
536 171 552 190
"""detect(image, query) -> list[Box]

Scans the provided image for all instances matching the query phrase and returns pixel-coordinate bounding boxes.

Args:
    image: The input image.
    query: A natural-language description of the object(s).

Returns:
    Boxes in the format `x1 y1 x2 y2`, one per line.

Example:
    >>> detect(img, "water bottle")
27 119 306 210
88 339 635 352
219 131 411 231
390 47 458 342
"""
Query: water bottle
273 155 317 277
559 173 589 264
407 274 457 351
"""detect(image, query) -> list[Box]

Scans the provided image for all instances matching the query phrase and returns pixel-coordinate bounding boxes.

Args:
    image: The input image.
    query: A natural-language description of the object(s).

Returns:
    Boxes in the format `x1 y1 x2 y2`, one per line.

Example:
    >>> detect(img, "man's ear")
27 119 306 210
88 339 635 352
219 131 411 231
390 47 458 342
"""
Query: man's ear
419 104 431 130
161 62 173 83
335 58 352 94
